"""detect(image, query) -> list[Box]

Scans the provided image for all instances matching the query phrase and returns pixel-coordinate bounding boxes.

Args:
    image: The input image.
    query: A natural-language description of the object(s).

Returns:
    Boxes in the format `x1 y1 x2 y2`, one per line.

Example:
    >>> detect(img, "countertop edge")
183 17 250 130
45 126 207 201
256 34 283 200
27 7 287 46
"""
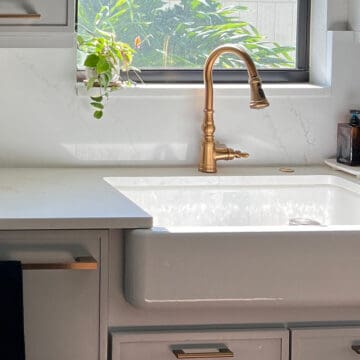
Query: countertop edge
0 217 153 230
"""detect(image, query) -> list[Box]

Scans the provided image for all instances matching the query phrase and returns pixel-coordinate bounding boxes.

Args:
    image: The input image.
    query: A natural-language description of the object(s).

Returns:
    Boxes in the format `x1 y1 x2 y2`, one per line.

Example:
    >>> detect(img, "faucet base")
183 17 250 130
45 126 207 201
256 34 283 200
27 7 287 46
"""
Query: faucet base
198 164 217 173
198 144 250 173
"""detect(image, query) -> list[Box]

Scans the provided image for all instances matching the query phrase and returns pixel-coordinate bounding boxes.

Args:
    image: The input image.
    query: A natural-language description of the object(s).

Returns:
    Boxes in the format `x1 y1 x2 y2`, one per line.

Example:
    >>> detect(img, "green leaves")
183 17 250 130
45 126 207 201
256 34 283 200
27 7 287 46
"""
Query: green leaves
93 110 103 119
90 102 104 109
84 54 99 67
90 93 106 119
77 29 138 120
96 56 111 73
90 95 103 102
74 0 293 70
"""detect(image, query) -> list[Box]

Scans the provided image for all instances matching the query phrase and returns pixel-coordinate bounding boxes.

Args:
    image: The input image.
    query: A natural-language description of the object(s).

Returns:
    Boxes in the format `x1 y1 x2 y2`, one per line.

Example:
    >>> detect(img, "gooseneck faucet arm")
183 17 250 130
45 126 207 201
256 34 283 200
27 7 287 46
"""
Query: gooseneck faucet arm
199 45 269 173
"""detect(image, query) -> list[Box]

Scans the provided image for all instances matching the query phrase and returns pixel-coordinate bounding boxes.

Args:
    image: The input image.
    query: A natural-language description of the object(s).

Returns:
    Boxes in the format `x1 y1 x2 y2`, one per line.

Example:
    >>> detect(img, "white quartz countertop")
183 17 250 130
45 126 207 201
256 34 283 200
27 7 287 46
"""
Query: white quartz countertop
0 165 356 230
0 168 154 230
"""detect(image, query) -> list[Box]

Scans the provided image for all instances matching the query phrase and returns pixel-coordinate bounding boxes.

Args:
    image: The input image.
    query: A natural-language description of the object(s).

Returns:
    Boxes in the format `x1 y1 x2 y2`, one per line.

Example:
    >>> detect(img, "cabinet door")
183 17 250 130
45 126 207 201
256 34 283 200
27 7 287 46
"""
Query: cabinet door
0 0 74 47
111 329 289 360
0 0 69 27
0 229 103 360
292 327 360 360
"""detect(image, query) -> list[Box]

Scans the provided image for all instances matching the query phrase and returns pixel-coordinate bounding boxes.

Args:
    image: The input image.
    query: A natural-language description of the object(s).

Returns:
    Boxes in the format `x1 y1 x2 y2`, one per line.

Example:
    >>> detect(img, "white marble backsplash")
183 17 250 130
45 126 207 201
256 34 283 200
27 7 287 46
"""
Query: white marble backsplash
0 28 358 167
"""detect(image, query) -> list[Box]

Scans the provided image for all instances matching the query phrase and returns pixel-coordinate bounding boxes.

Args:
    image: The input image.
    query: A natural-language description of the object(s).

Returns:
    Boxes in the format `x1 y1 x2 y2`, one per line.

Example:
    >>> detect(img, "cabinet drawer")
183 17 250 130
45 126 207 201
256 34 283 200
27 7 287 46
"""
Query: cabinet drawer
292 327 360 360
111 329 289 360
0 0 70 27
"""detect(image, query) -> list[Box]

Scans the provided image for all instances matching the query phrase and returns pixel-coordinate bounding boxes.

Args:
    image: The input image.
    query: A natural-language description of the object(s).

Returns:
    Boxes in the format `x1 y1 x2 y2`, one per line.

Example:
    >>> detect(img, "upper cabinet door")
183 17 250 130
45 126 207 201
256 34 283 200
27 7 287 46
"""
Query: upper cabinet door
0 0 69 27
0 0 75 47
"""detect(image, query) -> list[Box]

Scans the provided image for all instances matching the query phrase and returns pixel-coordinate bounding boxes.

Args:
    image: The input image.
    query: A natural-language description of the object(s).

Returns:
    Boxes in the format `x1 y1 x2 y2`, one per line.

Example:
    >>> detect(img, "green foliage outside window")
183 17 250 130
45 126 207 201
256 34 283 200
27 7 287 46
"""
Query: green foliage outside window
77 0 295 70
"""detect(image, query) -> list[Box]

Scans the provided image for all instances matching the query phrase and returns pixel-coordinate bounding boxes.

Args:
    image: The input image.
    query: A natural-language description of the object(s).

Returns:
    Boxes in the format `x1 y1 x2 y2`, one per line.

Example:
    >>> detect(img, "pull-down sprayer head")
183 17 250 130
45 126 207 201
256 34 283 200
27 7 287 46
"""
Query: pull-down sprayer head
249 77 269 109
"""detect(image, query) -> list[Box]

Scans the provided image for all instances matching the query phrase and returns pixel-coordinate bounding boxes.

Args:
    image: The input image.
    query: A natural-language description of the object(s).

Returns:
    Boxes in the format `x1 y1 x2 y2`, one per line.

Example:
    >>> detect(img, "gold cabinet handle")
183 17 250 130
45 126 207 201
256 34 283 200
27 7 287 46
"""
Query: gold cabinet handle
173 347 234 359
0 13 41 19
22 256 97 270
352 345 360 354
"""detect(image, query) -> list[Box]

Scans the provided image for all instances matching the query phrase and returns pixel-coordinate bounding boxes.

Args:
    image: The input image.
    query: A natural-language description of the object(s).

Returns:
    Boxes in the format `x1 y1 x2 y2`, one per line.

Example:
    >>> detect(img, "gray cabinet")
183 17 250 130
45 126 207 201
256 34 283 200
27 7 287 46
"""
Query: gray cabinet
0 0 74 47
0 229 104 360
0 0 70 28
292 327 360 360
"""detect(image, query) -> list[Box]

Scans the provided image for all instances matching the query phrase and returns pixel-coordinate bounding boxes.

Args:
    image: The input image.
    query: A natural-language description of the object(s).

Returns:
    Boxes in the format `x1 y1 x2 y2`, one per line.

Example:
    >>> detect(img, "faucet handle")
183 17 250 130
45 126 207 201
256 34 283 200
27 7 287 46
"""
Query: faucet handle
232 149 250 159
215 147 249 160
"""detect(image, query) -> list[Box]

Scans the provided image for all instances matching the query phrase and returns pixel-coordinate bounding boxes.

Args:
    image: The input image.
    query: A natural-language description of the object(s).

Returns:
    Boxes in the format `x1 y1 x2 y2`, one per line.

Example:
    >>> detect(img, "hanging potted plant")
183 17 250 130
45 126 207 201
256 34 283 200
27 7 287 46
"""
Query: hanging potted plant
77 30 138 119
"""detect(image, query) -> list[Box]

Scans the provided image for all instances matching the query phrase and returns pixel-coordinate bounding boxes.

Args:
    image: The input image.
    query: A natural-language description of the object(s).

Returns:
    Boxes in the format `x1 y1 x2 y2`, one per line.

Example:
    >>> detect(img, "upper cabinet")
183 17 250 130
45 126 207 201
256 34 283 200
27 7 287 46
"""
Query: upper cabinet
0 0 75 47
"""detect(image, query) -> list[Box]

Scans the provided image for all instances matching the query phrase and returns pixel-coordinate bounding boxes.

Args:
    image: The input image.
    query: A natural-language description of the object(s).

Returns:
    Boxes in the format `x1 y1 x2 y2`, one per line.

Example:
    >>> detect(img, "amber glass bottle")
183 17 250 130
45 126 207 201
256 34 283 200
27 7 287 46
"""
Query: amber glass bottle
337 110 360 166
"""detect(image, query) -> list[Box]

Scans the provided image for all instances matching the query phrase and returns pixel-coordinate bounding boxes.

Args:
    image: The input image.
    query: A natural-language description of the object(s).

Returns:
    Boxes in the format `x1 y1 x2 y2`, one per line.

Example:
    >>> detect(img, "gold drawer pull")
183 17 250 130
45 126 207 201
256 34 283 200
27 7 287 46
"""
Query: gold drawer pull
22 256 97 270
173 347 234 359
0 13 41 19
352 345 360 354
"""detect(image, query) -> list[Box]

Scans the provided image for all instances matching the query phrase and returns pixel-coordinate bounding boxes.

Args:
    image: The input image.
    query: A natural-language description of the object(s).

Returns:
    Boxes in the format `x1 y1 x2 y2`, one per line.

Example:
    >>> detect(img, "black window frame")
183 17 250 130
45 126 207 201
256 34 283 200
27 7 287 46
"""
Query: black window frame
77 0 311 84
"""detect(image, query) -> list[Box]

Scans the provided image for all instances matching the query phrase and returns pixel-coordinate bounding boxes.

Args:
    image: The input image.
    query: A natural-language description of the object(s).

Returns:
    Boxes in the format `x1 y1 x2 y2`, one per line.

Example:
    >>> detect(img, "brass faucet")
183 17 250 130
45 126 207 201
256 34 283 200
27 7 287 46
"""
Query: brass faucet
199 45 269 173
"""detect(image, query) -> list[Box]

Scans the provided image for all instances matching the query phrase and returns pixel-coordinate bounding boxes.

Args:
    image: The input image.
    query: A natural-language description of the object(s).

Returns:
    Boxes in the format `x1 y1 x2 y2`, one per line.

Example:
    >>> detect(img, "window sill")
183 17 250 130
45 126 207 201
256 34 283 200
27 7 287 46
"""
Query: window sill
76 82 331 98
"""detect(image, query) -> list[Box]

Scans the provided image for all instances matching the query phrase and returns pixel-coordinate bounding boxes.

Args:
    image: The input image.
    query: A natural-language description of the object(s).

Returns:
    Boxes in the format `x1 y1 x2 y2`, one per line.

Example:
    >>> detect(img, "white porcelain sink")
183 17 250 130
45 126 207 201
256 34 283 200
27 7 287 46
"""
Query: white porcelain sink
107 174 360 229
105 169 360 311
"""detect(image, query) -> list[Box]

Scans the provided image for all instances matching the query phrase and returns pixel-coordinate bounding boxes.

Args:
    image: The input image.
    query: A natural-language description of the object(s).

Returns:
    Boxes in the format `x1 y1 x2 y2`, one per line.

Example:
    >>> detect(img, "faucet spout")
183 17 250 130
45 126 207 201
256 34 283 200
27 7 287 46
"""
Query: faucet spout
199 44 269 173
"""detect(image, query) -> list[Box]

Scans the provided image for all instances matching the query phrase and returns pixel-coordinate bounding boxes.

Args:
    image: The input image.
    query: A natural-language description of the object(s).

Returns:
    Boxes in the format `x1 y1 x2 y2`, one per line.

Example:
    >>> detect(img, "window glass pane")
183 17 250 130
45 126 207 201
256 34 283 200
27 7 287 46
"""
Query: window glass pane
77 0 298 70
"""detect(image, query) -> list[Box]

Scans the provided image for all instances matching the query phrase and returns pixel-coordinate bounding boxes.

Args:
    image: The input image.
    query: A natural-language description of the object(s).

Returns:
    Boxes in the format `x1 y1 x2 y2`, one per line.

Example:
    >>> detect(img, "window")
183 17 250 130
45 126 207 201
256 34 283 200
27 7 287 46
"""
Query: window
77 0 310 83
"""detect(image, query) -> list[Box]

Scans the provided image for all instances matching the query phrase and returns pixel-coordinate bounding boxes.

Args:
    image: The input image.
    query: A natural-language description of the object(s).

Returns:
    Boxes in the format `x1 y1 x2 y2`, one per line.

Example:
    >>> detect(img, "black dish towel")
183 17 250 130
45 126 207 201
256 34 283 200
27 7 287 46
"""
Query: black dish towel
0 261 26 360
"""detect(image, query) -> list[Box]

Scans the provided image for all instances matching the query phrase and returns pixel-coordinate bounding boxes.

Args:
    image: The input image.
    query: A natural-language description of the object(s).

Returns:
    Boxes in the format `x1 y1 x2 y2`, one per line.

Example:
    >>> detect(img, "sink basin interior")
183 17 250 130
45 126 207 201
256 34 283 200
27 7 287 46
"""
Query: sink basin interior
106 175 360 228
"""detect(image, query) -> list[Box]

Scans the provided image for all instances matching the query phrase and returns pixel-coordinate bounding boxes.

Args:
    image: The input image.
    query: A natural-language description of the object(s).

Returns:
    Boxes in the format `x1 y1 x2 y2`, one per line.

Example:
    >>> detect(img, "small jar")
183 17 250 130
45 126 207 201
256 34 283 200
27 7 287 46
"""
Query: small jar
337 110 360 166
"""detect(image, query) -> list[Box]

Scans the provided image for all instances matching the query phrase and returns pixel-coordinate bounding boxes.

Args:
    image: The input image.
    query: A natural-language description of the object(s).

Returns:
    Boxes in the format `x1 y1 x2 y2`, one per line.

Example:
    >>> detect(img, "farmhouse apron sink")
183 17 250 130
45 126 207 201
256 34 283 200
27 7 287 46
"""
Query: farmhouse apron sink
105 167 360 309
